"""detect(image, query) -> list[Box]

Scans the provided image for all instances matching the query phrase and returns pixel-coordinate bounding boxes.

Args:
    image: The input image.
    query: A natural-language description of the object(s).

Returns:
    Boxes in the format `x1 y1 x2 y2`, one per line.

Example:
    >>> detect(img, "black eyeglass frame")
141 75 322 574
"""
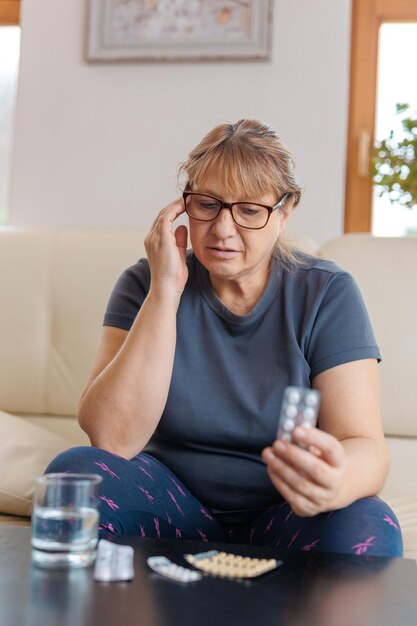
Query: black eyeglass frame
182 191 290 230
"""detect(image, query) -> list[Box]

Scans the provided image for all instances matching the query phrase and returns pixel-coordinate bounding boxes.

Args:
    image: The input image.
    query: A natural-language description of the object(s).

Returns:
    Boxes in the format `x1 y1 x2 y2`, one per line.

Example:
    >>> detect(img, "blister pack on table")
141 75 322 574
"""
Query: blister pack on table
94 539 135 582
184 550 282 579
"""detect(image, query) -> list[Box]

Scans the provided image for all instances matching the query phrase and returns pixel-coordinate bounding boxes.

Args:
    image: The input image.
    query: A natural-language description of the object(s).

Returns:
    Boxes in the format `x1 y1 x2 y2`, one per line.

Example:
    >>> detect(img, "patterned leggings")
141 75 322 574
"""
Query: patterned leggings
45 446 403 558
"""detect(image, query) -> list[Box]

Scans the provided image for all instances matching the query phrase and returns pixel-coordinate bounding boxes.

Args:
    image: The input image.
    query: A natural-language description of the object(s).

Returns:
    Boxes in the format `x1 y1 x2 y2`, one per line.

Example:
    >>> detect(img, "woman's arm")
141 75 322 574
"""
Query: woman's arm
78 199 188 459
261 359 389 516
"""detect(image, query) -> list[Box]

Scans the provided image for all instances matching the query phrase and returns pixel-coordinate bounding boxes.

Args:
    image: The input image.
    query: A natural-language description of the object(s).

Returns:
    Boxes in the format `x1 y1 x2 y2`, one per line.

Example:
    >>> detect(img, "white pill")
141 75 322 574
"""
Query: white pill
305 392 319 406
303 407 316 421
283 418 295 431
287 389 301 403
285 404 298 418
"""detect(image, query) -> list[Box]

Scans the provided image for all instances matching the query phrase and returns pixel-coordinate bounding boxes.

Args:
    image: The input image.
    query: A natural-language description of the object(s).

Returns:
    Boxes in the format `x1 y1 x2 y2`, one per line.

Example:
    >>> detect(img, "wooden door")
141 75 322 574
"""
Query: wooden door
0 1 20 25
345 0 417 232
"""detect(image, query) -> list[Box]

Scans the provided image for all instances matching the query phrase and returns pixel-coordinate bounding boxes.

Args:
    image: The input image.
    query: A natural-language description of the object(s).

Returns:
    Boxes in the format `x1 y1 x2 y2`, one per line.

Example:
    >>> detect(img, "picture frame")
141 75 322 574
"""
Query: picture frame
86 0 273 62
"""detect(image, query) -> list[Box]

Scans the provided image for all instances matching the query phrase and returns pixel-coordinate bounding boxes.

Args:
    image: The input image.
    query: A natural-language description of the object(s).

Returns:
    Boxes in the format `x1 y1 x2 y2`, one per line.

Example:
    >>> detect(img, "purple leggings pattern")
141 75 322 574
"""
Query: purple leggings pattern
45 447 403 557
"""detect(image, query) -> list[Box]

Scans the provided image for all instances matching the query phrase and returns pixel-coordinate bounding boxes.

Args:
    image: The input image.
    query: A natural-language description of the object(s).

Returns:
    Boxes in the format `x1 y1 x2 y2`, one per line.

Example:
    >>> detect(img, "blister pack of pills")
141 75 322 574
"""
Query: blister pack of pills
184 550 282 579
276 386 320 443
93 539 135 582
147 556 202 583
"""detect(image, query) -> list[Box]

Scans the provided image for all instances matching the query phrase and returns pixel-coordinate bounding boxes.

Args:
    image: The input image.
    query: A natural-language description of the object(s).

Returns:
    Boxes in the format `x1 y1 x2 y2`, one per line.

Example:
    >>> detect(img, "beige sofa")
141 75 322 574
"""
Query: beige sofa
0 229 416 558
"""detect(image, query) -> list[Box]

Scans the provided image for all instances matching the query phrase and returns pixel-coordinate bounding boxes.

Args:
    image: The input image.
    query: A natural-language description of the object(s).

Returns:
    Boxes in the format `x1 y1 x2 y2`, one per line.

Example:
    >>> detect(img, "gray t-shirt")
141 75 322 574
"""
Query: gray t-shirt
103 251 380 524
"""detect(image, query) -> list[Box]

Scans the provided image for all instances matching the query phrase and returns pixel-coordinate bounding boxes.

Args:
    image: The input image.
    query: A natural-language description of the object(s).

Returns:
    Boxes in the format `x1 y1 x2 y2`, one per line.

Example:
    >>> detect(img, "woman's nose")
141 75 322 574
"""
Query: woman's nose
210 207 237 236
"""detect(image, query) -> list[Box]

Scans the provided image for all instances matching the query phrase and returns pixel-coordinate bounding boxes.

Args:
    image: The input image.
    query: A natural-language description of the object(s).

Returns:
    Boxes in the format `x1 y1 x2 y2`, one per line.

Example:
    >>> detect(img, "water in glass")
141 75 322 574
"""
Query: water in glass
31 473 102 568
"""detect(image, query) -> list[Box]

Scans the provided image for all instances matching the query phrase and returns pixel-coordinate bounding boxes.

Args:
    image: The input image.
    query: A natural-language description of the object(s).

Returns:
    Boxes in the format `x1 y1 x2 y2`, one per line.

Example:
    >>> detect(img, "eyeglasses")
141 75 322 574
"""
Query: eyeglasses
183 191 289 230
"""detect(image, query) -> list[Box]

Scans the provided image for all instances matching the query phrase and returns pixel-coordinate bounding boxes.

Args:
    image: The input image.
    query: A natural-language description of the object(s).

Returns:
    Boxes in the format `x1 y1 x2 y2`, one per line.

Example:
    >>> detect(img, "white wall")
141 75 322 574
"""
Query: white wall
10 0 351 245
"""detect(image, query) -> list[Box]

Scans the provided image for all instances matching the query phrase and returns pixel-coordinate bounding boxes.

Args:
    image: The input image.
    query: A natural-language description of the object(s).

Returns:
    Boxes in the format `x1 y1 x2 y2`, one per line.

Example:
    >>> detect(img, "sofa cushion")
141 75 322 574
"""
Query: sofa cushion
0 513 30 526
0 229 147 416
383 436 417 495
380 437 417 560
319 235 417 437
18 414 89 447
0 411 71 516
379 493 417 561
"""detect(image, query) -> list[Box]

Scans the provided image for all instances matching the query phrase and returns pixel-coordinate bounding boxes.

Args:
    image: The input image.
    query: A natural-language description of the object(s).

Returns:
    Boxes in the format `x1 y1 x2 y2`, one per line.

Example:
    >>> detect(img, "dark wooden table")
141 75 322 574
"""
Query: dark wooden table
1 525 416 626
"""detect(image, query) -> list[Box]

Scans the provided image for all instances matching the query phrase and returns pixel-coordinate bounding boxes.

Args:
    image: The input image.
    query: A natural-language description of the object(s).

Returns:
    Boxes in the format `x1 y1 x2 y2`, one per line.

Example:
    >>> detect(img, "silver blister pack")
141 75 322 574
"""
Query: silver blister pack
94 539 135 582
147 556 202 583
277 386 320 443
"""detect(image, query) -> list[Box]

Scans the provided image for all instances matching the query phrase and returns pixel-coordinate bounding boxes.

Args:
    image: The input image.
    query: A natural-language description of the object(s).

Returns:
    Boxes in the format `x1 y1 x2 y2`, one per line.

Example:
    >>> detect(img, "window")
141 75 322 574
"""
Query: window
345 0 417 235
0 0 20 225
373 23 417 236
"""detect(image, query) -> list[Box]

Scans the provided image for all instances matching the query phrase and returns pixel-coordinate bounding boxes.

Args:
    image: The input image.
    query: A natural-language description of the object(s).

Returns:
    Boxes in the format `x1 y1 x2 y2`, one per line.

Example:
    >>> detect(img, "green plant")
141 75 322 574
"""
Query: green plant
372 103 417 210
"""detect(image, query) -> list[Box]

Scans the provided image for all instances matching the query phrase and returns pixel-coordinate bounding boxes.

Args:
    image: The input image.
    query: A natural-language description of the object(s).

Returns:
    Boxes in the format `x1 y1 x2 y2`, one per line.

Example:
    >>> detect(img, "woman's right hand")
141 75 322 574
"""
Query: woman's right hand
144 198 189 299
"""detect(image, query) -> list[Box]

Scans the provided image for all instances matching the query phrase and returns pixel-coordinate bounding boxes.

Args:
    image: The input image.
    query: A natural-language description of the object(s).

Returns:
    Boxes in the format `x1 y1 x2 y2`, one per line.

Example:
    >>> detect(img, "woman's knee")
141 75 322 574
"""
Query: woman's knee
322 495 403 557
45 446 101 474
251 496 403 557
347 495 401 528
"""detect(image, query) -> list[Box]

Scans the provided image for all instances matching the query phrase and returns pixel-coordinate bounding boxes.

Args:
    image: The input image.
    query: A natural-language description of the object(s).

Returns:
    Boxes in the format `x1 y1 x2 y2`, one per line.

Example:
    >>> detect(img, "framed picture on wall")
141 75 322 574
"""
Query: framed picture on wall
86 0 273 62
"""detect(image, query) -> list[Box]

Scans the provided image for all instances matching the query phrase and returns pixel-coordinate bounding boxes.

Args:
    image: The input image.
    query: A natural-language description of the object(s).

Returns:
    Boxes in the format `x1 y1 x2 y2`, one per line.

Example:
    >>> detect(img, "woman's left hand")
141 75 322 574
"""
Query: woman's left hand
261 427 347 517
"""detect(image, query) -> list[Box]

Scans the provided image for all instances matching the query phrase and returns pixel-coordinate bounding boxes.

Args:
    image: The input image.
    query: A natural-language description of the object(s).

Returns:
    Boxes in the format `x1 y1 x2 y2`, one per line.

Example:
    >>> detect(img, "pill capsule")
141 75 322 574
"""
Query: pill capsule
283 418 295 431
305 392 319 406
287 389 302 403
303 407 316 421
284 404 298 418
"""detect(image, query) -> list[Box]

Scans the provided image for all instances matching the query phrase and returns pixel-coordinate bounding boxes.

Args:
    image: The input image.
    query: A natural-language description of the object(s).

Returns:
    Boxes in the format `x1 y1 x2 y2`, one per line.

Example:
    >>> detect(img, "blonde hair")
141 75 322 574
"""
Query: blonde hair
178 119 303 266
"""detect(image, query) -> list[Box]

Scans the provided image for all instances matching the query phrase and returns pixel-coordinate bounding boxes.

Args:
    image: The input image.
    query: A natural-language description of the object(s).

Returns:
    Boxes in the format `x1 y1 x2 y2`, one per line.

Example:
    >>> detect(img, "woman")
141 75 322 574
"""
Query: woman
47 119 402 556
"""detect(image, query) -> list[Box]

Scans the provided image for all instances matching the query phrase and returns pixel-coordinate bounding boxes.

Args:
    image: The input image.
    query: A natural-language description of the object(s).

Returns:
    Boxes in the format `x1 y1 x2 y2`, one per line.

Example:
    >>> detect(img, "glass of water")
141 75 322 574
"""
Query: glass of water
31 473 102 568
